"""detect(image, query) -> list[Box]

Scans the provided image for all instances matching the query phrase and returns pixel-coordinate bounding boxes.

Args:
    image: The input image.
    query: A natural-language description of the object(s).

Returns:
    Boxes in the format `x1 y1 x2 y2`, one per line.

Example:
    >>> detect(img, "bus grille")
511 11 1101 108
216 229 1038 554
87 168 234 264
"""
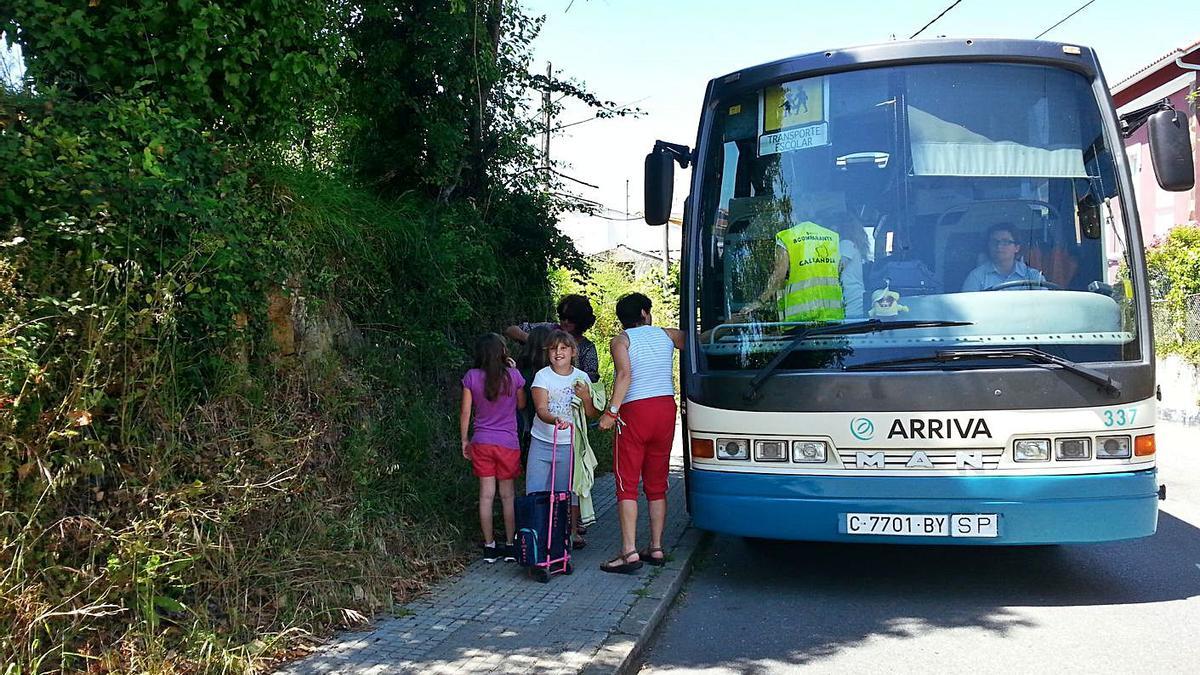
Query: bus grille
837 448 1005 470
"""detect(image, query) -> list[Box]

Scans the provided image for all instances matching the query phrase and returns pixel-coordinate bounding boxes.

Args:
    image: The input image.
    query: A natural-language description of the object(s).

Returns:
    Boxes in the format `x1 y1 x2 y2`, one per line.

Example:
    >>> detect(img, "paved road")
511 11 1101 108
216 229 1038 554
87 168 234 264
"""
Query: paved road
639 422 1200 674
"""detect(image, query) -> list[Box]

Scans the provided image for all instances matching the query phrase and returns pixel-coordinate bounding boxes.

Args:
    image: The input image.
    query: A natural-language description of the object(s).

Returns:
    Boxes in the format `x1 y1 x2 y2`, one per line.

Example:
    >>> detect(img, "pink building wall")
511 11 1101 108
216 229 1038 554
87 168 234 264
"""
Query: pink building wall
1122 80 1200 246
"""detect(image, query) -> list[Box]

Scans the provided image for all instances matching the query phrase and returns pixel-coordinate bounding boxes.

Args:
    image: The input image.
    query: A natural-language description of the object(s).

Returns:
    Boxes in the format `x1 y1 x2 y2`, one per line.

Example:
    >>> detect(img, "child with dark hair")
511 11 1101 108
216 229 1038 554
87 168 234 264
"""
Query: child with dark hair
505 294 600 382
460 333 526 563
516 325 553 453
517 325 553 378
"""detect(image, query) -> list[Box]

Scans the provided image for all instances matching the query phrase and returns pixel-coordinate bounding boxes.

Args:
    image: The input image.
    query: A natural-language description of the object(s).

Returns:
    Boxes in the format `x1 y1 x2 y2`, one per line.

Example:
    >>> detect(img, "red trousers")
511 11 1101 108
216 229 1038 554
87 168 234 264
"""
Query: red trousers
614 395 676 501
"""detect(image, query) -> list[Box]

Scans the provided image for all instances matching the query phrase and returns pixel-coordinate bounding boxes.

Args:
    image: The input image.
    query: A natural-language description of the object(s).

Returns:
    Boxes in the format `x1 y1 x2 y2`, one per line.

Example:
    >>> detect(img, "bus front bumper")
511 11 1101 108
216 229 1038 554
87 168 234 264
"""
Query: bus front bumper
688 468 1159 544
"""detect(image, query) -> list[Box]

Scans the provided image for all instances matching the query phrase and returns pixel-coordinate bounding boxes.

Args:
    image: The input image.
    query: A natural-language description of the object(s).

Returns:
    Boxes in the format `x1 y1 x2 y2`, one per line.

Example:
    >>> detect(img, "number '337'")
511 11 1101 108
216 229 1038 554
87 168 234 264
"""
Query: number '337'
1103 408 1137 427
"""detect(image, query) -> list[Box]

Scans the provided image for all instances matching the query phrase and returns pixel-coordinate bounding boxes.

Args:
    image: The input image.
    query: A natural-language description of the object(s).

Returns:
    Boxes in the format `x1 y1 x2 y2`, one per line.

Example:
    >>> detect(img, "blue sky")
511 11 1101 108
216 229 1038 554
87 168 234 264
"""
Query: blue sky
524 0 1200 252
0 36 24 90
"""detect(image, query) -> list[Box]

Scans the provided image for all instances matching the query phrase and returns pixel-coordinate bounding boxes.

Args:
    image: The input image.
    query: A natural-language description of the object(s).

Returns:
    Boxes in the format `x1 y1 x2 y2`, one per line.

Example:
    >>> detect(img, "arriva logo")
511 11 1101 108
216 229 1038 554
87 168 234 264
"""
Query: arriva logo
850 417 875 441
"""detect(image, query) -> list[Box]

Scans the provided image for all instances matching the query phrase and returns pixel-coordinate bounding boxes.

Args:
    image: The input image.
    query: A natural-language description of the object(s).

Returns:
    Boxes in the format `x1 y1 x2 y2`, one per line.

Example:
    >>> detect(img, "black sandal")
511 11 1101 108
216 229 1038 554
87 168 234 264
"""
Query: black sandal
639 546 666 566
600 550 643 574
572 536 587 550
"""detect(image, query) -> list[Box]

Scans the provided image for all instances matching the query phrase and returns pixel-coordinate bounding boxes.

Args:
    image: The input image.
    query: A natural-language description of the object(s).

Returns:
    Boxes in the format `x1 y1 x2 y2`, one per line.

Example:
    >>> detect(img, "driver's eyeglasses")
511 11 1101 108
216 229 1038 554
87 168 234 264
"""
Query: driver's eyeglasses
989 239 1017 247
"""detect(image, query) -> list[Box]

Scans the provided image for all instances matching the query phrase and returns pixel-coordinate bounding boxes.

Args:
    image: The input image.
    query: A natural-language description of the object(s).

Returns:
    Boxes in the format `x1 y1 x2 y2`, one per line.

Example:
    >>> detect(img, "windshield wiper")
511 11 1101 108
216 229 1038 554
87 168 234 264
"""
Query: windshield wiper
742 319 973 401
843 347 1122 395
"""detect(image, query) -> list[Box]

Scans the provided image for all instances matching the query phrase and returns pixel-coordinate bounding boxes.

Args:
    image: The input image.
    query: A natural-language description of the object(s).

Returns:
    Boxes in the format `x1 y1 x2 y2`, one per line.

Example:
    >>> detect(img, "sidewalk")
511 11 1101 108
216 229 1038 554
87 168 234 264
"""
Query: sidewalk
276 443 693 674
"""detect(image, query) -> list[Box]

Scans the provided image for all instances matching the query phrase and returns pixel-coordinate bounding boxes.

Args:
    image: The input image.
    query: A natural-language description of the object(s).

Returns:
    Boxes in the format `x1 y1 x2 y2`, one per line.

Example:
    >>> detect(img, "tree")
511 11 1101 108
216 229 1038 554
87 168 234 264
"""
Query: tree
3 0 341 143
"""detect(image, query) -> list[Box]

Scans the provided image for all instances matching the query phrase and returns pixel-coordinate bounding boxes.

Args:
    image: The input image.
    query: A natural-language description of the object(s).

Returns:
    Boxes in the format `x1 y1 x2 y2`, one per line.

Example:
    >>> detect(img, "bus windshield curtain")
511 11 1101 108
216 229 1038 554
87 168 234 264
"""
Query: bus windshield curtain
904 65 1089 178
908 106 1088 177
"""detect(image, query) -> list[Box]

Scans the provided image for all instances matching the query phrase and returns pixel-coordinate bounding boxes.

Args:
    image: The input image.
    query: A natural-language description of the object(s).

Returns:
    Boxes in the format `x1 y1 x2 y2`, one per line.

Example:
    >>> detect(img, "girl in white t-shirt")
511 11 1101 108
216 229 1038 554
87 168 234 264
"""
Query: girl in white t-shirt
530 330 599 548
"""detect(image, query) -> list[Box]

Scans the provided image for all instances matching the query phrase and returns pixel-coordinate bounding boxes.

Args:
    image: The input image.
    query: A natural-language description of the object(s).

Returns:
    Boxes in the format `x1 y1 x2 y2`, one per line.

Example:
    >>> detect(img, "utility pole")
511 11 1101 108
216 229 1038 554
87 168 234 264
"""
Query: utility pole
662 219 670 286
624 179 631 248
542 62 552 168
661 179 670 289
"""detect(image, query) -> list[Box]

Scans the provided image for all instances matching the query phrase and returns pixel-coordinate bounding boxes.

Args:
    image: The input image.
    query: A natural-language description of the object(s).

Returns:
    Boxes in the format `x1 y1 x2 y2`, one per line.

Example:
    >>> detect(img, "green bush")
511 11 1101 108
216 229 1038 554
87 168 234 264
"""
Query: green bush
1147 225 1200 361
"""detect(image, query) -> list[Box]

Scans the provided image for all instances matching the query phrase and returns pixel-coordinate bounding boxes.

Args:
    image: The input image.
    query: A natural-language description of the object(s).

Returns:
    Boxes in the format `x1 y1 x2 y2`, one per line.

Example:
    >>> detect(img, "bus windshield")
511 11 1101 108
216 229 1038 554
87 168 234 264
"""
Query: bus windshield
696 62 1139 372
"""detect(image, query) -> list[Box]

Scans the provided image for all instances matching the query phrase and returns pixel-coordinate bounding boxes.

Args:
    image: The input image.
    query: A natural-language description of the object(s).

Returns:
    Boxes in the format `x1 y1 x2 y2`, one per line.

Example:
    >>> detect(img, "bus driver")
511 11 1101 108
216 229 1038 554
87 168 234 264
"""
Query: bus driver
961 223 1046 292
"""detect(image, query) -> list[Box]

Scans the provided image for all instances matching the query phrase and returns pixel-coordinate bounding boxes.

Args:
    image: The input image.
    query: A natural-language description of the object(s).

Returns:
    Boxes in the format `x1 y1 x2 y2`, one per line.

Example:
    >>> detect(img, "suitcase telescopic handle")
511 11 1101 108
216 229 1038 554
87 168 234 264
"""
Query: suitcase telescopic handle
548 422 573 564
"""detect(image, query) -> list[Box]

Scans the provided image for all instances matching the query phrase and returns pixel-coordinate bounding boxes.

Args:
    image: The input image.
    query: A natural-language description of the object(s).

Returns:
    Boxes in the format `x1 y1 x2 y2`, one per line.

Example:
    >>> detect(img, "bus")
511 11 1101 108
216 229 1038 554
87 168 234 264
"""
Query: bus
643 39 1194 544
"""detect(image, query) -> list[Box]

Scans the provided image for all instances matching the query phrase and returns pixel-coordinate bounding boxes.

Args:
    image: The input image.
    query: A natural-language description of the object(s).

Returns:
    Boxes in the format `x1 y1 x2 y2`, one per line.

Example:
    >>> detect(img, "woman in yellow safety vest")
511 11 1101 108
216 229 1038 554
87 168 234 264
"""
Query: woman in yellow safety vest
737 220 845 323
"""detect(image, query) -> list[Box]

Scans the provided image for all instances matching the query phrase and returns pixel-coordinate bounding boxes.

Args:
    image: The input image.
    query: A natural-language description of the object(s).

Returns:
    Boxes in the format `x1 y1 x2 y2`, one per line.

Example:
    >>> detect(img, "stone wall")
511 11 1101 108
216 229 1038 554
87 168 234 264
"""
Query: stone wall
1157 355 1200 426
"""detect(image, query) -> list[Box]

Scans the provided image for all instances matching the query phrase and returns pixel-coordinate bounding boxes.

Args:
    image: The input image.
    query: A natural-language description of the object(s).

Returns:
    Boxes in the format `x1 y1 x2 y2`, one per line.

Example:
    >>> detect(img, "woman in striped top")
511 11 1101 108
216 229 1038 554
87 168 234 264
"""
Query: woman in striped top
598 293 684 574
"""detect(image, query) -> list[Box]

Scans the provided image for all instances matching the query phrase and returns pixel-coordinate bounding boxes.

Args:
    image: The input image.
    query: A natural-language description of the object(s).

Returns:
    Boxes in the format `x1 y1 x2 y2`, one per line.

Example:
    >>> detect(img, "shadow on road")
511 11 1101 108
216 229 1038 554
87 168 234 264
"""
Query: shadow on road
643 511 1200 673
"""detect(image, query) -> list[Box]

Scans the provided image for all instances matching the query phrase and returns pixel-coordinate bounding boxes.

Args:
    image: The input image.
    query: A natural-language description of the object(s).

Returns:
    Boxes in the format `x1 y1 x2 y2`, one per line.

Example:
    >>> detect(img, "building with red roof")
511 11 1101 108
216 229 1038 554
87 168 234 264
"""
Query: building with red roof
1112 39 1200 244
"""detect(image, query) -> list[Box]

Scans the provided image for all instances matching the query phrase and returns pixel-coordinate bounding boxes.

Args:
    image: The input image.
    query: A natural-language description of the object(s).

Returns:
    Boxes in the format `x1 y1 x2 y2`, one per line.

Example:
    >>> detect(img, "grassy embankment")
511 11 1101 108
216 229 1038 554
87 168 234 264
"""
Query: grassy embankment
1 110 554 667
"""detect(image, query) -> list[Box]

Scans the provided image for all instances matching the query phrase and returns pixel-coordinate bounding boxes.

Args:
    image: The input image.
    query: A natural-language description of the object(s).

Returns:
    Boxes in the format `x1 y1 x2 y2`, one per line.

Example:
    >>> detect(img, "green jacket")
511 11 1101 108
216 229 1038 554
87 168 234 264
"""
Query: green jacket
570 378 605 526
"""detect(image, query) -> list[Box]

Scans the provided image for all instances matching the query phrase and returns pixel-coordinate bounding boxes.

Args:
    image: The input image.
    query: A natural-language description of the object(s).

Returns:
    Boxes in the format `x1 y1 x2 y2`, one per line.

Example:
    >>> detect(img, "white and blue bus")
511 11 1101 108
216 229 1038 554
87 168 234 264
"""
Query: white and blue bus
644 39 1194 544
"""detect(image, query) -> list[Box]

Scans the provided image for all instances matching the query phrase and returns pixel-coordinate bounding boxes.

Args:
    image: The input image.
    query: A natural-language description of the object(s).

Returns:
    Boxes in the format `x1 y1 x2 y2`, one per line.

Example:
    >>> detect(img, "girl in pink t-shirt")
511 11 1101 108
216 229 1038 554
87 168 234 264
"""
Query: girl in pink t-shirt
460 333 526 562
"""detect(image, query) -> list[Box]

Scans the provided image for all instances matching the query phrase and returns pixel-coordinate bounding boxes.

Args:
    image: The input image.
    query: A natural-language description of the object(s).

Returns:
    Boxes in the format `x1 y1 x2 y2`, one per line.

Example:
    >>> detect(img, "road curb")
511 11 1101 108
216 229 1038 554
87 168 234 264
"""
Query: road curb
580 525 710 675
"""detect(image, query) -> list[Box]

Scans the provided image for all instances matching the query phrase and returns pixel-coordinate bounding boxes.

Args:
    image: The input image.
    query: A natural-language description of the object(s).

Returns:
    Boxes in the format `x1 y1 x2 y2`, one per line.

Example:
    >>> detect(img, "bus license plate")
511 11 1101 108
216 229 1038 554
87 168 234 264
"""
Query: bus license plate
845 513 998 537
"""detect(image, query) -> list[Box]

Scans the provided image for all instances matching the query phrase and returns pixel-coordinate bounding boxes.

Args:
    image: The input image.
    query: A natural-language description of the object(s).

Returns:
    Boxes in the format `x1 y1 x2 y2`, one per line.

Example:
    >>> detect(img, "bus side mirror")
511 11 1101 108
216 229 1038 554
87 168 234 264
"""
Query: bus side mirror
644 149 674 225
1148 109 1195 192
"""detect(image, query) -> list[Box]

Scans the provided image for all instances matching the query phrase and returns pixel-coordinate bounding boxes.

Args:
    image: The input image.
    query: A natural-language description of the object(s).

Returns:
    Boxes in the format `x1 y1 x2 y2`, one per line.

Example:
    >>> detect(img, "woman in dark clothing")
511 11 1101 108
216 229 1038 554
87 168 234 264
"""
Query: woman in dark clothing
505 294 600 383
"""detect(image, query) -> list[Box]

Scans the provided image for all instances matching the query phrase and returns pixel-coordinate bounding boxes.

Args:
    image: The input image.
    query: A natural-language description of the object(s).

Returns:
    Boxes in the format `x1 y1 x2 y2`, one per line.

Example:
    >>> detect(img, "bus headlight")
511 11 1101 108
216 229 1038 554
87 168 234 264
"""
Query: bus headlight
1014 439 1050 462
1055 438 1091 460
716 438 749 460
754 440 788 462
1096 435 1131 459
792 440 828 463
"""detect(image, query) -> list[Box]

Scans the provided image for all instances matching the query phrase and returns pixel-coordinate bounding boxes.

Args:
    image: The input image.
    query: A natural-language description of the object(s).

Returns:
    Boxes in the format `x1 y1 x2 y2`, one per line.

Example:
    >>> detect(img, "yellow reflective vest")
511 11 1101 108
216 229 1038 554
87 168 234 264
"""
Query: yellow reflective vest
774 221 845 322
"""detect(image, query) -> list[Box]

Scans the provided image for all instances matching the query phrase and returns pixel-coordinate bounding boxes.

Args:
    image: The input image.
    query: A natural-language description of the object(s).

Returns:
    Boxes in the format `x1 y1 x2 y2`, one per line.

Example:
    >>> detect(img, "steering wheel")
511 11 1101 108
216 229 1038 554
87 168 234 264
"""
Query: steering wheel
984 279 1061 291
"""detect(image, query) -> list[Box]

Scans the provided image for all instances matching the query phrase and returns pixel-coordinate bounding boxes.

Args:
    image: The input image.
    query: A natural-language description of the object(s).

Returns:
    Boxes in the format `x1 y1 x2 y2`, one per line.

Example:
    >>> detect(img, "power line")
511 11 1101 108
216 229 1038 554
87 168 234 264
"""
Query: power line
909 0 965 39
1034 0 1097 39
588 213 645 222
551 168 599 190
552 96 650 132
563 198 648 221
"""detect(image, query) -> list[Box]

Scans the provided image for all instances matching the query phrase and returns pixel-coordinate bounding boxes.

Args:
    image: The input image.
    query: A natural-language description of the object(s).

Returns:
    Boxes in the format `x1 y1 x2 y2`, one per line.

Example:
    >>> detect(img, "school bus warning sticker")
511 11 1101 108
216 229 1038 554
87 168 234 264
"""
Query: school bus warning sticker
759 124 828 155
760 77 828 155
